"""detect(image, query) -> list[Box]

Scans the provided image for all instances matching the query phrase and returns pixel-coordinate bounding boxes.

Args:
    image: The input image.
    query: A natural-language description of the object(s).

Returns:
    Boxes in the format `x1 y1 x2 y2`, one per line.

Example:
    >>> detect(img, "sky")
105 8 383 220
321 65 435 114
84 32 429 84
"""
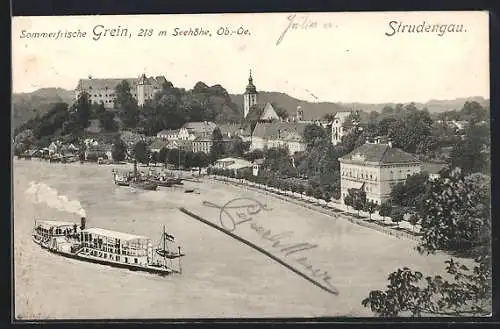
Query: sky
12 11 489 103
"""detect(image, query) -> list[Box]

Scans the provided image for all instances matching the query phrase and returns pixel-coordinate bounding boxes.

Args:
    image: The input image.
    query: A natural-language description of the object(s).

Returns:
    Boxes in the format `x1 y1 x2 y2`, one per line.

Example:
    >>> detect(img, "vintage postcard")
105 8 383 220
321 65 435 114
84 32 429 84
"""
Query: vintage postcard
12 12 491 320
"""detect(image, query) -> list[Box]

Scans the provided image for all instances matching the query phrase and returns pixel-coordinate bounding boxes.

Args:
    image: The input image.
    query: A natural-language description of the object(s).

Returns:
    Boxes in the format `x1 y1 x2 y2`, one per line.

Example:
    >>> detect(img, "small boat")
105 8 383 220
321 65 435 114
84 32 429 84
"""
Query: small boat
130 180 158 190
147 177 173 187
32 217 184 275
126 160 158 190
115 180 130 187
112 170 130 186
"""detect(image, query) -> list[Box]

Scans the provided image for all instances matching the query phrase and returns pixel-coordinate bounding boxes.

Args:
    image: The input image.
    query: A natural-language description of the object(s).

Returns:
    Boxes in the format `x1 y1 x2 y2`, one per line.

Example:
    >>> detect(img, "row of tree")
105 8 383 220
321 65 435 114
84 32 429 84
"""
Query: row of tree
208 166 335 203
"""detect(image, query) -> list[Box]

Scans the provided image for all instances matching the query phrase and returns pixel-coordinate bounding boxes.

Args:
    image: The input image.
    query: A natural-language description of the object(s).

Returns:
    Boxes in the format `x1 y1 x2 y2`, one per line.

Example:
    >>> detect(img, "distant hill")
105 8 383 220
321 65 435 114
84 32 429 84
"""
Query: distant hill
12 86 489 130
336 96 490 115
12 88 74 129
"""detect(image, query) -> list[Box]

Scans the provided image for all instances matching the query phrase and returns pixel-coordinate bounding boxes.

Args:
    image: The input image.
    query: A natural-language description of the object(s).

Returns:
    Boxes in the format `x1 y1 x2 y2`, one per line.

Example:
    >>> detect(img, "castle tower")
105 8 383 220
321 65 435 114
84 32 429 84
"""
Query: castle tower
136 73 148 107
243 70 258 118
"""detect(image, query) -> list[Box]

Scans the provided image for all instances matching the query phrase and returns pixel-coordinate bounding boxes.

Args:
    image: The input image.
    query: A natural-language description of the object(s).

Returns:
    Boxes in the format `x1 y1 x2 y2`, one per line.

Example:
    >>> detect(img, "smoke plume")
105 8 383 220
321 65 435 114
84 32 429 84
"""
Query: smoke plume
25 181 87 217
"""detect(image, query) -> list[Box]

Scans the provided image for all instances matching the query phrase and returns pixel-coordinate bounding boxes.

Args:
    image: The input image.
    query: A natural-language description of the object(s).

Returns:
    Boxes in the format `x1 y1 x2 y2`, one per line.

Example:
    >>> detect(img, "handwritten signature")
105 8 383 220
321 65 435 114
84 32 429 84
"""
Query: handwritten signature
276 14 334 46
202 197 338 295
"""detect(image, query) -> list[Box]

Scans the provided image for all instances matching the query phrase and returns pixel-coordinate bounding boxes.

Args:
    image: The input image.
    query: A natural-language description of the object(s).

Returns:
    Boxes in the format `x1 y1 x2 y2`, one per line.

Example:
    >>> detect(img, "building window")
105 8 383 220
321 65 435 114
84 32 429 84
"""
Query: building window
134 258 138 264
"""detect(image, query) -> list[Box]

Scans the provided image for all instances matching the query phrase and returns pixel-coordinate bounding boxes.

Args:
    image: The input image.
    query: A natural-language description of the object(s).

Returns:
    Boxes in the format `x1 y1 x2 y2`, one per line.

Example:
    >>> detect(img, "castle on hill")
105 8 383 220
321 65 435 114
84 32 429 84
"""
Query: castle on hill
74 74 167 108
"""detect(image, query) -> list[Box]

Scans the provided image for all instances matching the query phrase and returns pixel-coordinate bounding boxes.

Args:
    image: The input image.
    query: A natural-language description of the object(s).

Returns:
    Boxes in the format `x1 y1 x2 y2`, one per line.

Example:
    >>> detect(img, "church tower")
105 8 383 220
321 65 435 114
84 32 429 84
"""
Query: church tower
243 70 258 118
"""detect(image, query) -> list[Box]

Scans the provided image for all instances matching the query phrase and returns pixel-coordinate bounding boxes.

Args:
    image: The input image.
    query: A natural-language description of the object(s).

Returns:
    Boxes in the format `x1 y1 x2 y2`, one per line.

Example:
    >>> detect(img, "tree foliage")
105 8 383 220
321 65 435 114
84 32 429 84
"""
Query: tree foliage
209 127 225 163
111 137 127 162
132 140 151 165
363 169 491 317
450 124 490 175
115 80 140 128
74 91 92 129
98 111 118 132
390 172 430 208
303 124 327 147
364 200 378 220
379 201 392 220
362 257 491 317
415 169 490 254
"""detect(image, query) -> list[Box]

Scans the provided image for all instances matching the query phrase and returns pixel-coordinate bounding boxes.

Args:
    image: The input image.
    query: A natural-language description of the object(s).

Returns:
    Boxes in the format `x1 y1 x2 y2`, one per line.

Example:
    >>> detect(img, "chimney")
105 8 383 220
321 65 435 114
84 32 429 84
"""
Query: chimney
80 217 86 230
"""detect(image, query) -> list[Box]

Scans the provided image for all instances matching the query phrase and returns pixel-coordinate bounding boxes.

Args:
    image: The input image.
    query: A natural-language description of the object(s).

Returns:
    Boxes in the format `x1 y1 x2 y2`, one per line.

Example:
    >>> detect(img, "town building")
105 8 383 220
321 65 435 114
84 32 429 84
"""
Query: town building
331 111 353 145
156 128 193 141
75 74 167 108
338 141 422 204
214 157 253 175
250 122 308 155
182 121 217 138
217 123 245 138
422 162 448 181
85 144 113 161
149 140 169 153
191 137 213 154
246 102 282 123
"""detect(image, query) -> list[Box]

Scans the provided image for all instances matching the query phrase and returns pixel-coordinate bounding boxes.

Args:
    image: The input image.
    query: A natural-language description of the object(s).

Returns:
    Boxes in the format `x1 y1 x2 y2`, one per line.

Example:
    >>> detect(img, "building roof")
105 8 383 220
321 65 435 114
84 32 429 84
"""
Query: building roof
157 129 180 136
216 157 253 169
217 124 243 136
149 139 168 150
252 122 308 140
82 227 149 241
339 143 421 165
244 71 258 94
182 121 217 134
36 220 76 228
88 144 113 152
76 75 166 91
334 111 352 119
76 78 137 91
422 162 448 174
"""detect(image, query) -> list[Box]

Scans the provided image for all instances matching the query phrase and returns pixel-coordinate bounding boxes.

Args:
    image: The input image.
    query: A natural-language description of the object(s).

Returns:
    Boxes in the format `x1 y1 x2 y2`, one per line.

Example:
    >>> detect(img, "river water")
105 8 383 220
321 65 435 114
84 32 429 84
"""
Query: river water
13 159 453 319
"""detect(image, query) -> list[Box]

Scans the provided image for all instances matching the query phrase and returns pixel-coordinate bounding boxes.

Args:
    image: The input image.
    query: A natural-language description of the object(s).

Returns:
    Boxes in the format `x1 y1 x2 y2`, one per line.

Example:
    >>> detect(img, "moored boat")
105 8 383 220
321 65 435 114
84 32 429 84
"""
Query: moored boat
32 217 184 275
130 180 158 190
148 178 173 187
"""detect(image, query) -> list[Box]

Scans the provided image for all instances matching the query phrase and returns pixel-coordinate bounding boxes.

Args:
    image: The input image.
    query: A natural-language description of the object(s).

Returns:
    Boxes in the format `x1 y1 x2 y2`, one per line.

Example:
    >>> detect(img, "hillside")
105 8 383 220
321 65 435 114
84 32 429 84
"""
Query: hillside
12 86 489 130
12 88 75 129
230 92 351 121
231 92 490 120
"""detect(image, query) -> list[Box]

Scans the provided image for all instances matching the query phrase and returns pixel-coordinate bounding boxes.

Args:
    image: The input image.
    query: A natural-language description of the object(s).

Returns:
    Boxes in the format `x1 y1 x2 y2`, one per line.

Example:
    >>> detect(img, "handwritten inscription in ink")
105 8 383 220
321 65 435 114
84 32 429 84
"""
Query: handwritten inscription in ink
202 198 338 294
276 14 335 46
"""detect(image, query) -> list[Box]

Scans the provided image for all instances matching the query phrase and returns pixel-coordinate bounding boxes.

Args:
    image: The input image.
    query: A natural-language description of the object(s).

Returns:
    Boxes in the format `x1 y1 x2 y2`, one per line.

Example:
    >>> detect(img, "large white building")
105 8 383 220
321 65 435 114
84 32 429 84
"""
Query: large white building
75 74 167 108
338 141 422 204
331 111 353 145
250 121 308 155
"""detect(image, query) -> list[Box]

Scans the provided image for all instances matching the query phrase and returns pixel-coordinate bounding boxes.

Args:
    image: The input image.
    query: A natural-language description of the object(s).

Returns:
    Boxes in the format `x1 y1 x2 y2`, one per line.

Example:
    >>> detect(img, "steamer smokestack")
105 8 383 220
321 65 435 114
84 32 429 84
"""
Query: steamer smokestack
80 217 86 230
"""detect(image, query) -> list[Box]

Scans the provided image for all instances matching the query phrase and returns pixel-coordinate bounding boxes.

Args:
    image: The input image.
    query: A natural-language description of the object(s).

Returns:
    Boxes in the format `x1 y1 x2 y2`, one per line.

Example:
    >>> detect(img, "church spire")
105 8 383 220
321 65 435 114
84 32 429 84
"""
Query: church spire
245 69 257 94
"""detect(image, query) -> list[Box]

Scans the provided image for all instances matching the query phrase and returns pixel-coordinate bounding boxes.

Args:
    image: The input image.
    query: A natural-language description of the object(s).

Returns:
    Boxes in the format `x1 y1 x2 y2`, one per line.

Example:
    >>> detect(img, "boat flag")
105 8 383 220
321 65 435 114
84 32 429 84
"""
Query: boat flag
165 233 175 242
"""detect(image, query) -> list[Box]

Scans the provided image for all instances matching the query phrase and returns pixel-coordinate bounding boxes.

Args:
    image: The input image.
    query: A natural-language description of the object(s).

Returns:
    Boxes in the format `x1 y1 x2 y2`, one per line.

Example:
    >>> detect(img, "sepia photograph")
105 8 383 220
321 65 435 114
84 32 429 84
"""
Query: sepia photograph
11 11 491 320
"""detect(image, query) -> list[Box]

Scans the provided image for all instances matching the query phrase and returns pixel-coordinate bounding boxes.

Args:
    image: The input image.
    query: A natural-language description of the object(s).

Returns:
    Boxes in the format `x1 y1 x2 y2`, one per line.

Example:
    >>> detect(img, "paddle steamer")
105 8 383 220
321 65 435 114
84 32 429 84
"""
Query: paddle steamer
32 217 184 275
